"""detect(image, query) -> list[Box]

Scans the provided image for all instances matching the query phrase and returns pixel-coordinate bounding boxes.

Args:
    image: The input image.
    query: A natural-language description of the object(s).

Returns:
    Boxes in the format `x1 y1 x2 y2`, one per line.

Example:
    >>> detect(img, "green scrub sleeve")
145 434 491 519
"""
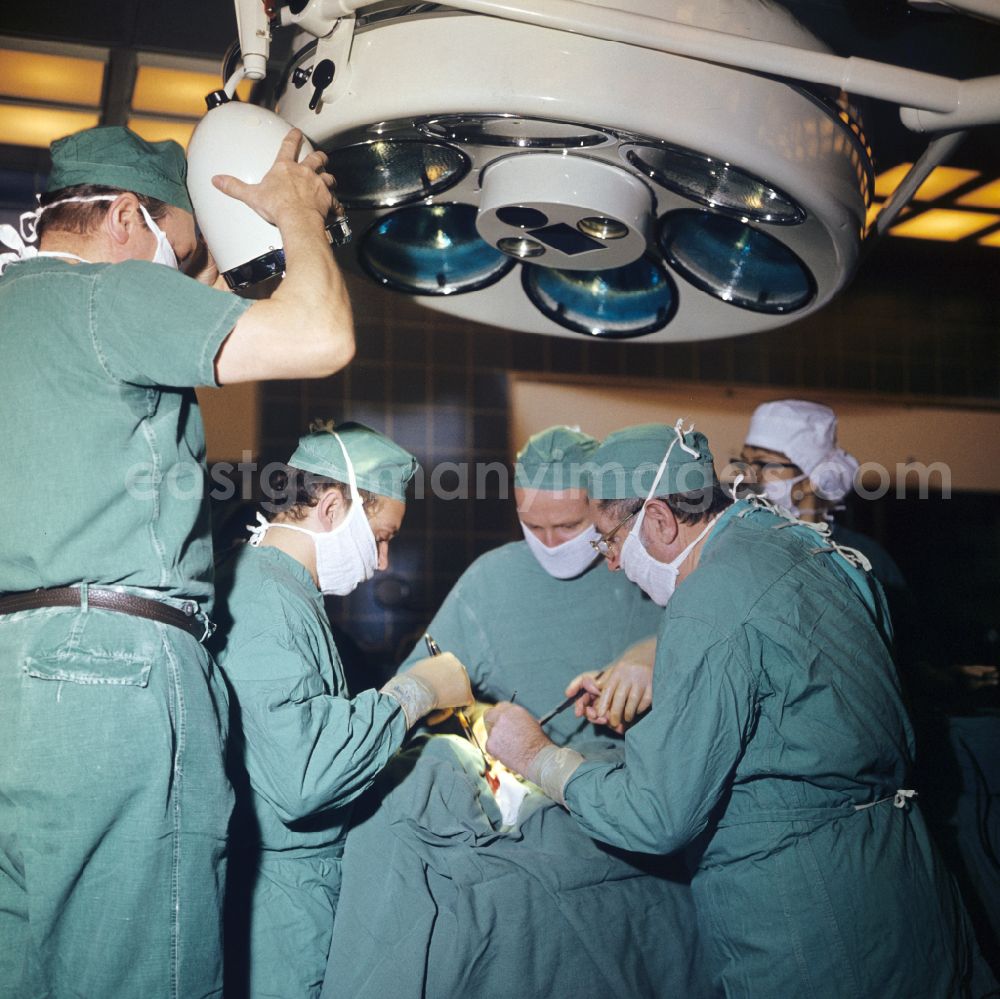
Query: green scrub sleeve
233 627 409 824
564 614 759 854
89 260 251 388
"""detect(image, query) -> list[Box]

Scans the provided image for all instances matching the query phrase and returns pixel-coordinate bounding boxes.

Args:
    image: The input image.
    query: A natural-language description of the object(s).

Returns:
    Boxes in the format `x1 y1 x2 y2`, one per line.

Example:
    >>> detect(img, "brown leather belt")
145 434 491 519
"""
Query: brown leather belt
0 587 209 641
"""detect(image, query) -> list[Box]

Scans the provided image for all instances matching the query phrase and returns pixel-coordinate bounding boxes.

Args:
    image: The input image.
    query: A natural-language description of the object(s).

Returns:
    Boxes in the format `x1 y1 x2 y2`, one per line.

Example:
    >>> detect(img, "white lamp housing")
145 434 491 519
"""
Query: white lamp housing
187 98 318 288
268 0 872 341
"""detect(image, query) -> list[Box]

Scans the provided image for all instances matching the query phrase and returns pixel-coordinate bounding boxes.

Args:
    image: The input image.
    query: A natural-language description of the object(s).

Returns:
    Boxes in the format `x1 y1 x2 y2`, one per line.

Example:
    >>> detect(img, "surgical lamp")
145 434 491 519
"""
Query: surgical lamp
197 0 1000 342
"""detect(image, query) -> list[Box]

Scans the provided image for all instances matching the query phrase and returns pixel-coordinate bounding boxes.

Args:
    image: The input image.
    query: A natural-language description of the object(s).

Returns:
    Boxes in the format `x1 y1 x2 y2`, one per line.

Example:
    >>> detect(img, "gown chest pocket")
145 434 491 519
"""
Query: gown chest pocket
22 608 162 687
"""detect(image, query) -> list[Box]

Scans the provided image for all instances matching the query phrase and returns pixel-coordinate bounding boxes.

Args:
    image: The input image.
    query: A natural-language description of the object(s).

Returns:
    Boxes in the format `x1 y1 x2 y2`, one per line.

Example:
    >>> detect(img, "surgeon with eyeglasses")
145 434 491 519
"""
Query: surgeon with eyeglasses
485 420 994 997
396 425 662 744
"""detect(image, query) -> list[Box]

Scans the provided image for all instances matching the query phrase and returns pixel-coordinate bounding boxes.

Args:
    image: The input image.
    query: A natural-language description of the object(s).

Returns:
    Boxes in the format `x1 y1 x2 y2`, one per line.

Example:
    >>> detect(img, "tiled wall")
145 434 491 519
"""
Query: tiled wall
252 243 1000 678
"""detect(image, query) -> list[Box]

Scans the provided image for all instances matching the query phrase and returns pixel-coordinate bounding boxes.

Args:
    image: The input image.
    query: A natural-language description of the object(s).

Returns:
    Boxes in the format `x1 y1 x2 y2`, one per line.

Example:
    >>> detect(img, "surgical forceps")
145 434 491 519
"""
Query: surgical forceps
423 633 498 791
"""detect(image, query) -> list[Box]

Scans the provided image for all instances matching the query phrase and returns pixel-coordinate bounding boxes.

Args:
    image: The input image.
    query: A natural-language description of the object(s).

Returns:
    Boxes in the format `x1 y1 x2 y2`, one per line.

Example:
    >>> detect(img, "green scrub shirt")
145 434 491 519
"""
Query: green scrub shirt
565 500 986 997
213 544 408 999
0 256 250 611
398 541 663 747
0 257 249 999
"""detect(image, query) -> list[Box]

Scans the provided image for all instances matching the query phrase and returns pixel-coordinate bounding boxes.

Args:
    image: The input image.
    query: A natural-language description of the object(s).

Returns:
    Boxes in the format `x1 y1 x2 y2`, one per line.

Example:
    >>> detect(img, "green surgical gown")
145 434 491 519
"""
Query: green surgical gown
0 256 250 999
321 735 715 999
213 544 408 999
399 541 662 747
565 500 990 997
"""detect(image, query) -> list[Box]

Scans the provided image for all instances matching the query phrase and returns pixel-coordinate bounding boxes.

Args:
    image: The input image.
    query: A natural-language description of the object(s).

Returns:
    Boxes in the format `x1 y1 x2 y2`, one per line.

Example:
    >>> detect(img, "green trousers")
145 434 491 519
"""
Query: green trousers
225 852 343 999
0 606 233 999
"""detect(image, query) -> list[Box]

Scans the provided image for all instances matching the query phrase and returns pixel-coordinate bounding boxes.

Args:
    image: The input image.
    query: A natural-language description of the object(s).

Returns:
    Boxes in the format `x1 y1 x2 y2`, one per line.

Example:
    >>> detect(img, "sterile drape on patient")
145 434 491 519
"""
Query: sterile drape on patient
321 735 713 999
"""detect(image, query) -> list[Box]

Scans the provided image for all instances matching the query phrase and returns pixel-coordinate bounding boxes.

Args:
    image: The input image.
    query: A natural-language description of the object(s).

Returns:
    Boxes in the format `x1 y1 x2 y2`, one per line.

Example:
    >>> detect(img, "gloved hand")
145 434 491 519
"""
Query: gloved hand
407 652 474 708
586 661 654 732
380 653 473 728
485 702 583 806
484 702 552 777
566 636 656 733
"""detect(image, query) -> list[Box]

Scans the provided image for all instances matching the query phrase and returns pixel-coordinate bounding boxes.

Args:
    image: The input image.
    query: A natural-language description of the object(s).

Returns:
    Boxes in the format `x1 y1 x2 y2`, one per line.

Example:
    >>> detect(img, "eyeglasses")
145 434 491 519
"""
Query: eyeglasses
731 457 800 475
590 508 640 557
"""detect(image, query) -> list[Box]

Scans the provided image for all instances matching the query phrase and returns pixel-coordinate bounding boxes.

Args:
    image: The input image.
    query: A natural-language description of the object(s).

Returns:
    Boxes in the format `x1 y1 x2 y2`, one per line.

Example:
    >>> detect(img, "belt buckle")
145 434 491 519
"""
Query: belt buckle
182 600 216 643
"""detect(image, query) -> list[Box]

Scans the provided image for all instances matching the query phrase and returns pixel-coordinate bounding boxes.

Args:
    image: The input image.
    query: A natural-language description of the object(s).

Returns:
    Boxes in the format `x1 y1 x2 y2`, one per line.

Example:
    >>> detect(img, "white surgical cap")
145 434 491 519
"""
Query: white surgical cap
745 399 859 502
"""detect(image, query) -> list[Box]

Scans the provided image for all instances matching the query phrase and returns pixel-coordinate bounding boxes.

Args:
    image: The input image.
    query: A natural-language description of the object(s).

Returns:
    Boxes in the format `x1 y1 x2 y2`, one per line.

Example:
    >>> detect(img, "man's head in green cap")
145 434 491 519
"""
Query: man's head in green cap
260 420 419 590
513 426 602 579
586 422 730 598
36 125 197 269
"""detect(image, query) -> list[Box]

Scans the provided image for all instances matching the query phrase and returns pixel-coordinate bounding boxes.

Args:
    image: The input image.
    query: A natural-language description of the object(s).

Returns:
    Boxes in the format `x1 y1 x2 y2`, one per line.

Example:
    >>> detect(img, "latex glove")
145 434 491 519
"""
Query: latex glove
380 652 472 728
567 636 656 733
565 670 602 716
586 661 653 732
424 708 455 726
613 636 657 673
485 702 584 806
406 653 474 707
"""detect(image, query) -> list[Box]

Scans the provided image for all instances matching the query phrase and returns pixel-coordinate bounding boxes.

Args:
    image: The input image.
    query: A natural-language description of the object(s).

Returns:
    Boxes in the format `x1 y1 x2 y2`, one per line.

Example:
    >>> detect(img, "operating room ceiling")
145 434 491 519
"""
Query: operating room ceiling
1 1 998 343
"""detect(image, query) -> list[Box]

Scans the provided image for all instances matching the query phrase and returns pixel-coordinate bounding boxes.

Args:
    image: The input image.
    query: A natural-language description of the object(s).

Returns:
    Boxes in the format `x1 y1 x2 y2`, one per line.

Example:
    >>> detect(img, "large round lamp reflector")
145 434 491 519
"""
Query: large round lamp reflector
360 203 513 295
522 256 677 338
659 211 814 314
325 139 469 208
626 144 805 224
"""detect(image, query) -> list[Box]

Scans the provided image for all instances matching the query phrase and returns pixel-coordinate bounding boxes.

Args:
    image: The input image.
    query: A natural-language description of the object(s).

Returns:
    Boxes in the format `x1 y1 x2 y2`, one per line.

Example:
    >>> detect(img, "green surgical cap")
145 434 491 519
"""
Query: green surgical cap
514 426 598 491
587 423 718 499
47 126 193 214
289 422 419 501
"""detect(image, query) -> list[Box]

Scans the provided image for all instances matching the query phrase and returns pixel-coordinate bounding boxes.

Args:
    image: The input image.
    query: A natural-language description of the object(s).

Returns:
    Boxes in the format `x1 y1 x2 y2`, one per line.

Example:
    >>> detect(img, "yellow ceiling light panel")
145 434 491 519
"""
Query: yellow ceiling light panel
0 48 105 107
132 66 253 117
873 163 910 199
0 103 100 148
977 229 1000 248
912 166 980 201
874 163 981 202
127 117 196 148
890 209 998 241
957 179 1000 210
865 201 916 233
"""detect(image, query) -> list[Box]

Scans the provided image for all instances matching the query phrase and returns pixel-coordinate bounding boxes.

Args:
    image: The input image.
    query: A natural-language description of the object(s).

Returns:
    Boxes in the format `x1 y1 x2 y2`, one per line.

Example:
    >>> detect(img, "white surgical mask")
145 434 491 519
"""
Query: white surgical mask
618 421 719 607
760 473 809 518
247 435 378 595
521 521 600 580
620 514 718 607
138 204 178 269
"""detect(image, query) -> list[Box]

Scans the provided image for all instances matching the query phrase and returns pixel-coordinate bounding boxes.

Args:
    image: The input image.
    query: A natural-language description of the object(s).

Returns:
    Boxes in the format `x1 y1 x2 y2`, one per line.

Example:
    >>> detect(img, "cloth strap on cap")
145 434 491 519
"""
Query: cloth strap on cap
854 789 917 811
0 194 118 273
